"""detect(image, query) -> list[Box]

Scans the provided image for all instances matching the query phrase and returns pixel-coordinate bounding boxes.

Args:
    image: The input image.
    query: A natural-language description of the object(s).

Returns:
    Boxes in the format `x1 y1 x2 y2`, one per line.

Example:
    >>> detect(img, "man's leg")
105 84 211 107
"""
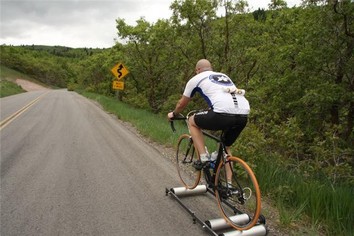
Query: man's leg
224 118 247 184
188 115 207 160
226 146 233 184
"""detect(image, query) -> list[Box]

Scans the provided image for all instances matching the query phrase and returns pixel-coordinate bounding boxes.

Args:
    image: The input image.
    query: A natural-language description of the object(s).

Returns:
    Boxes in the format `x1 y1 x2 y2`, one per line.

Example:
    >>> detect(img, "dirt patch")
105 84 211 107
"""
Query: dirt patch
15 79 49 91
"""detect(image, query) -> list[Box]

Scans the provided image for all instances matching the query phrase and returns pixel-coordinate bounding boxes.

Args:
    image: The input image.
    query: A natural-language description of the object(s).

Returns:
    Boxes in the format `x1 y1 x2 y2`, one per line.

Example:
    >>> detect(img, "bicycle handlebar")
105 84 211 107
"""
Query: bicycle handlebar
169 115 186 133
170 121 176 132
169 110 223 142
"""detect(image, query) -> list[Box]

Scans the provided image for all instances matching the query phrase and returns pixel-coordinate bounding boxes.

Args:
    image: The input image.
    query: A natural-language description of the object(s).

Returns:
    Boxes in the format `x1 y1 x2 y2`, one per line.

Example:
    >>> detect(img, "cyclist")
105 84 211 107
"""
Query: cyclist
167 59 250 183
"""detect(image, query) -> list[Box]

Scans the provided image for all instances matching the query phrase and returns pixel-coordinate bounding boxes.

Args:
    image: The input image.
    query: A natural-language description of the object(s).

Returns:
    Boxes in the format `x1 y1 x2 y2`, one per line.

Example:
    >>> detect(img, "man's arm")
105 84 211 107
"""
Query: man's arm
173 95 190 114
167 95 190 120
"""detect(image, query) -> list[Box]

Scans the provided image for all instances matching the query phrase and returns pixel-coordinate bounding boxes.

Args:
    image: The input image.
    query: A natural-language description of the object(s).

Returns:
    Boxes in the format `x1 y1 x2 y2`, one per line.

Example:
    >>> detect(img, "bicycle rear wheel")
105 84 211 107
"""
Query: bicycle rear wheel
214 156 261 231
176 134 201 189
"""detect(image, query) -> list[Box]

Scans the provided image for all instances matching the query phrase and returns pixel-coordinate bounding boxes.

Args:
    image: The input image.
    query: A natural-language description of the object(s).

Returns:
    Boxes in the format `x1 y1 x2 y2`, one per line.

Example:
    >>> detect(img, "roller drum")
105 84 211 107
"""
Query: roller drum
221 224 267 236
170 185 207 197
205 214 250 231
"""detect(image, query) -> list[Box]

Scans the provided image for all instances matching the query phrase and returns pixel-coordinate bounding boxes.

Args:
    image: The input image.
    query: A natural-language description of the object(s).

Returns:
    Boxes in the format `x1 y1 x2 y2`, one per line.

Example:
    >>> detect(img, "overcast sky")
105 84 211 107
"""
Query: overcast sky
0 0 301 48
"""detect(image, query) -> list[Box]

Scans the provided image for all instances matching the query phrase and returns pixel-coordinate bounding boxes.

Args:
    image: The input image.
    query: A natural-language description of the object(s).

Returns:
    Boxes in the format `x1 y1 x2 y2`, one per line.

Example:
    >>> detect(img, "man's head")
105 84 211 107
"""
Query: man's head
195 59 212 74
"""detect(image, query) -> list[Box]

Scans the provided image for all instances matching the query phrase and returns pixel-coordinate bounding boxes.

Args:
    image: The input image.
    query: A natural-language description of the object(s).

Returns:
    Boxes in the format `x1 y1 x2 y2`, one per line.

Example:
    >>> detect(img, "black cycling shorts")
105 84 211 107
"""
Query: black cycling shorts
193 110 248 146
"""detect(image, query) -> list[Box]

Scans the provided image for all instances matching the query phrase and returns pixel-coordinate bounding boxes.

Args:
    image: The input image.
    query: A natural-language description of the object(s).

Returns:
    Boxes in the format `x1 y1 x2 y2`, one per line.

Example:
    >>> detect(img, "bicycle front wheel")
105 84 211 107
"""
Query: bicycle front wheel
176 134 201 189
215 156 261 231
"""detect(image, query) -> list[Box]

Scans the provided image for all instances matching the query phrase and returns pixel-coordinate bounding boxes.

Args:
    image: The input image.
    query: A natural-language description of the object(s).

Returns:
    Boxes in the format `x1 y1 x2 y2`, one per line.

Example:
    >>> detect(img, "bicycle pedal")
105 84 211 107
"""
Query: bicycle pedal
193 160 208 170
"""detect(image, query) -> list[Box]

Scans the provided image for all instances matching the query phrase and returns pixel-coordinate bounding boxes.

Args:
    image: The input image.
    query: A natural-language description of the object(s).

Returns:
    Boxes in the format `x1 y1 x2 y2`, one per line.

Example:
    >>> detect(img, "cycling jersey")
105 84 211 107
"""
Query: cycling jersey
183 71 250 115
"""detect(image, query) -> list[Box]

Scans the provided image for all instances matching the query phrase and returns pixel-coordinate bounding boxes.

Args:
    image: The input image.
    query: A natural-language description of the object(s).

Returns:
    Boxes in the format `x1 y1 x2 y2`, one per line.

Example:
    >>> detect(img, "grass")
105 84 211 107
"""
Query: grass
80 90 354 236
0 80 26 97
255 159 354 235
277 199 307 226
81 91 188 147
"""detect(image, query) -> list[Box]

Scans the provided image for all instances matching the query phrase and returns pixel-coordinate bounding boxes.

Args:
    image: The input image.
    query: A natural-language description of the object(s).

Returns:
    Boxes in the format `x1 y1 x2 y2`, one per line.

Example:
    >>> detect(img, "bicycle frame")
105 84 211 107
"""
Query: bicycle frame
200 130 226 188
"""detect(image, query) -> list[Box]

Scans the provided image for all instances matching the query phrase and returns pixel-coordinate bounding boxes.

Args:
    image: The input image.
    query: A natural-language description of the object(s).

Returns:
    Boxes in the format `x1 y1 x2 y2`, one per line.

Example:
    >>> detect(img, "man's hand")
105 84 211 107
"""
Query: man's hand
167 111 174 121
168 95 190 121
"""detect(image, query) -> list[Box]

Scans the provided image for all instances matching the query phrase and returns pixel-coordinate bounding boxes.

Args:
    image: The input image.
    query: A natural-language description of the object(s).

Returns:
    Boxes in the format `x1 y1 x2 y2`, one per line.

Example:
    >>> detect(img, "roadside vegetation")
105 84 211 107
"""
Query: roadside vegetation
0 65 27 97
0 0 353 235
0 80 25 98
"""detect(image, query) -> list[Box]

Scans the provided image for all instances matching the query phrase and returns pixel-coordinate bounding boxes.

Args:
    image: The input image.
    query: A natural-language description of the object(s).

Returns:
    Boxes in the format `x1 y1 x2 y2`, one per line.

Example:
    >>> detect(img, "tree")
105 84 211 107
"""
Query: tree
269 0 288 9
116 18 183 112
170 0 218 59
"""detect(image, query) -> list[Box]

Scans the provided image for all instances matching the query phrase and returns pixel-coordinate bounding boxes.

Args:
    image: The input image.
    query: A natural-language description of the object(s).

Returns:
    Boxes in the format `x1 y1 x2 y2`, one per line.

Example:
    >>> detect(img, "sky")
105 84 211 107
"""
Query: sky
0 0 301 49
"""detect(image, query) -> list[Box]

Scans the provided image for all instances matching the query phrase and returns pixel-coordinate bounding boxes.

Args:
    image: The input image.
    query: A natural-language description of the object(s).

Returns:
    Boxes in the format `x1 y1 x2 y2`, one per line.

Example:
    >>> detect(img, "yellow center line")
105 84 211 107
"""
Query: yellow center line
0 92 49 130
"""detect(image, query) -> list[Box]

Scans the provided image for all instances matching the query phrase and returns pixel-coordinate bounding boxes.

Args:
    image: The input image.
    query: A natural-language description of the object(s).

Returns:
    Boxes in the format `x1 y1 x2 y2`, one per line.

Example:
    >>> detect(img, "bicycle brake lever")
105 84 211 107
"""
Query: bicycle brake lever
170 121 176 133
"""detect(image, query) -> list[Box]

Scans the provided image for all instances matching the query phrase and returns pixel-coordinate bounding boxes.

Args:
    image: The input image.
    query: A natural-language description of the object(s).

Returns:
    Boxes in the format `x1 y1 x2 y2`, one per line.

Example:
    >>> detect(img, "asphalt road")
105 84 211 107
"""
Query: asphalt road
1 90 222 236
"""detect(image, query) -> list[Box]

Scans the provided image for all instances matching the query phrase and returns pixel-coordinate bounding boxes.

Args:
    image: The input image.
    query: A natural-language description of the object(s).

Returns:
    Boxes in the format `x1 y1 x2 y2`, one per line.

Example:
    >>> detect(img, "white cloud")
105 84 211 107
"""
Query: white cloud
0 0 300 48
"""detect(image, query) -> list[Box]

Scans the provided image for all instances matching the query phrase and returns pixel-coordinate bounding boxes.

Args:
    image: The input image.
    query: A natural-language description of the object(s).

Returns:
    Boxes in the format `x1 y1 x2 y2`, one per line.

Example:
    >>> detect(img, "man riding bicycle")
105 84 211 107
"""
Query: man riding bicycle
167 59 250 184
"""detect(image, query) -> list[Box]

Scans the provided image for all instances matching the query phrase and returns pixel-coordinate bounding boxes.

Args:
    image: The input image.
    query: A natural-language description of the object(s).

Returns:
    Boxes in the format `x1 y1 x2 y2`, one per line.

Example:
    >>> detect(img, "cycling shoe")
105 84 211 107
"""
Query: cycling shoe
193 160 208 170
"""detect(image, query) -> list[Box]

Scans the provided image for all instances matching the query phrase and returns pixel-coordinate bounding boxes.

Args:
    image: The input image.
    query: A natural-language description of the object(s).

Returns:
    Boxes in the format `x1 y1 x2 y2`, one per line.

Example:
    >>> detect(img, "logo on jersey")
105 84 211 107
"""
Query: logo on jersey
209 74 233 86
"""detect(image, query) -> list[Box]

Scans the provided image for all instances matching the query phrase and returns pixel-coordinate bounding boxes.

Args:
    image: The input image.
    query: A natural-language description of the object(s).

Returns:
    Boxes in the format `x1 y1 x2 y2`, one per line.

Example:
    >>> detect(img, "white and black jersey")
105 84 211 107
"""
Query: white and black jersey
183 71 250 115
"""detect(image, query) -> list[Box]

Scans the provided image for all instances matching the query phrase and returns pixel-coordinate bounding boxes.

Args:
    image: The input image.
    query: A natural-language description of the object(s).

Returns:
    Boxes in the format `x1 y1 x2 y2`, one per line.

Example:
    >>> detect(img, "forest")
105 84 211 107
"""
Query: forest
1 0 353 234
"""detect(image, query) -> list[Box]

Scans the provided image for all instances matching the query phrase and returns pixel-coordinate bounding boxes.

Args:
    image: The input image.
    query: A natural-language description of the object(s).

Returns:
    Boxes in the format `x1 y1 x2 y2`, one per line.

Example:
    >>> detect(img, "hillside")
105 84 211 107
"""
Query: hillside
0 65 49 97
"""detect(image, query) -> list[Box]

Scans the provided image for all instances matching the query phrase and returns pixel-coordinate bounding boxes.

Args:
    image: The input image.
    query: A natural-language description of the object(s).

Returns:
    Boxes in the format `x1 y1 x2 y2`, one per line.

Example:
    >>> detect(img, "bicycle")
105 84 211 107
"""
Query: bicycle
170 111 262 231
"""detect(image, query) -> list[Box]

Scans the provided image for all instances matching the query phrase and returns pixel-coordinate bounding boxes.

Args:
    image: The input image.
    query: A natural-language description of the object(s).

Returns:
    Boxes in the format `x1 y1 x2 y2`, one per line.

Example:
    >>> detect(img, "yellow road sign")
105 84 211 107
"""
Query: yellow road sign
111 63 129 80
112 80 124 90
